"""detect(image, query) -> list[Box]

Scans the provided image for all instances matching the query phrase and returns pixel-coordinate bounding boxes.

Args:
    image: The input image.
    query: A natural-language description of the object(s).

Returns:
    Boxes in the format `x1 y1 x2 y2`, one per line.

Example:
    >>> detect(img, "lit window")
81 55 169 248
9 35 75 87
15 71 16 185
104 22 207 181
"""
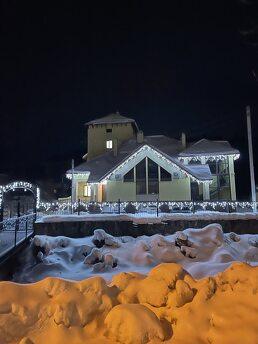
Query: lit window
83 185 91 197
106 140 113 149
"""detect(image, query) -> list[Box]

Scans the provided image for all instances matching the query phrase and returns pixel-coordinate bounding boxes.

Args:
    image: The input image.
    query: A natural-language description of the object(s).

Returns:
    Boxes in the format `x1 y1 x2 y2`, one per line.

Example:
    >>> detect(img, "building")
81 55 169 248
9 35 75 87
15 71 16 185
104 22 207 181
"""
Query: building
66 113 239 202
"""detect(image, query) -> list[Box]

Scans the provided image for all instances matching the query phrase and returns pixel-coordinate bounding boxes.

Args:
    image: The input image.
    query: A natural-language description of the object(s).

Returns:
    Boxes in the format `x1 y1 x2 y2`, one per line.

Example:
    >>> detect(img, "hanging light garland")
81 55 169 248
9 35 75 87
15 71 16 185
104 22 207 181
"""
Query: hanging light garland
0 181 40 208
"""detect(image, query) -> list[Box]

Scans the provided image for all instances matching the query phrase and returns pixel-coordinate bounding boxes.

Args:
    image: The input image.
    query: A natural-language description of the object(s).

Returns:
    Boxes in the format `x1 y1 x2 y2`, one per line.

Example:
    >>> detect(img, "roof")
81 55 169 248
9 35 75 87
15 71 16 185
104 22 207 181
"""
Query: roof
67 135 215 182
85 112 137 126
179 138 239 157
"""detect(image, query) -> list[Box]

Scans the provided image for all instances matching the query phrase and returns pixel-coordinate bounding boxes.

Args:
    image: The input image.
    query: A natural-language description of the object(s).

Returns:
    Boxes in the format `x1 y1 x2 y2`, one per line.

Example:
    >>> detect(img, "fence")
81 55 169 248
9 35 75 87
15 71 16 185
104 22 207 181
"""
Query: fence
37 200 256 217
0 213 36 259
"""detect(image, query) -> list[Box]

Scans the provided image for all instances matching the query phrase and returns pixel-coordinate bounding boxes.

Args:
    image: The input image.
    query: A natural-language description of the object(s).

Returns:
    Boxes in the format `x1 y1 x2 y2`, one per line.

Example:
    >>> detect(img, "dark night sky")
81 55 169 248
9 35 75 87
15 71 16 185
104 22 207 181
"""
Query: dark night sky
0 0 258 199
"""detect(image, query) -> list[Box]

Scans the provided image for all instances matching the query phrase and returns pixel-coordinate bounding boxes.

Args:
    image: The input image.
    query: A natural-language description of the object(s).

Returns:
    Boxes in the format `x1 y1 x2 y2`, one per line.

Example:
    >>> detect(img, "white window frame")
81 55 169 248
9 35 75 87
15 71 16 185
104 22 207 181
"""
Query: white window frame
106 140 113 149
83 185 91 197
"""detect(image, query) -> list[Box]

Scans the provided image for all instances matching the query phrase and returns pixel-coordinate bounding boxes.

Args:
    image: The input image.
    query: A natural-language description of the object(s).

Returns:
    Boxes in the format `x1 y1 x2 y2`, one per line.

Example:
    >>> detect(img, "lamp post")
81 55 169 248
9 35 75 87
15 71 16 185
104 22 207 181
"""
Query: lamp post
246 105 256 212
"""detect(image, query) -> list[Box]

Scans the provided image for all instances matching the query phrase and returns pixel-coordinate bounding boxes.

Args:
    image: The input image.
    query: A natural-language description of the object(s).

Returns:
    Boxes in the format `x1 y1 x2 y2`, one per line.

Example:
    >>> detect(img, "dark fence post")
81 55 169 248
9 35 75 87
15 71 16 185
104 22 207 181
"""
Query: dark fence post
118 199 121 214
14 218 18 247
156 198 159 217
78 199 80 215
17 200 20 218
25 216 28 238
0 204 3 223
192 198 195 214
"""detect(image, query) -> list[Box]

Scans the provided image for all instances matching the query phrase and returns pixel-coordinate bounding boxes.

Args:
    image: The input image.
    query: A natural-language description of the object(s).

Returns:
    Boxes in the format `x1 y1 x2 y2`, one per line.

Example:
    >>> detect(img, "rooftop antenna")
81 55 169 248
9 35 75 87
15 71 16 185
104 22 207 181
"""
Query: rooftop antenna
246 105 256 211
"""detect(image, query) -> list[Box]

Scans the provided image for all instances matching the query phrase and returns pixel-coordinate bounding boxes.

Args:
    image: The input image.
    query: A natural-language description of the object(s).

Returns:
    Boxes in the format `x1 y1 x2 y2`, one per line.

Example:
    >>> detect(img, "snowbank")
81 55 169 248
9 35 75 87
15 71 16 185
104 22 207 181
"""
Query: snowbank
1 262 258 343
36 211 258 224
13 224 258 283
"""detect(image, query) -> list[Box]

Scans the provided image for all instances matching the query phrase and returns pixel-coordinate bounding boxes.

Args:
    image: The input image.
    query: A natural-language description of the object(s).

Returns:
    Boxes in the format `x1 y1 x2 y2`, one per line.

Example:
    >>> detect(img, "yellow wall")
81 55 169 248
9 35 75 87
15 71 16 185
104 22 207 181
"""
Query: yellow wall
159 178 191 201
106 181 136 201
105 178 191 202
87 123 135 160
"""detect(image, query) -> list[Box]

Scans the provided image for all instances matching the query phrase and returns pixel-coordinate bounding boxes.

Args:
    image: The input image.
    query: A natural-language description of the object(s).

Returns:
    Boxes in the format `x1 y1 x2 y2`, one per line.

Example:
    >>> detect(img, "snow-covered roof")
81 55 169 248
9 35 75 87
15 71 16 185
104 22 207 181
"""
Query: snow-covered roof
67 135 239 182
179 138 239 157
67 135 215 182
85 112 137 126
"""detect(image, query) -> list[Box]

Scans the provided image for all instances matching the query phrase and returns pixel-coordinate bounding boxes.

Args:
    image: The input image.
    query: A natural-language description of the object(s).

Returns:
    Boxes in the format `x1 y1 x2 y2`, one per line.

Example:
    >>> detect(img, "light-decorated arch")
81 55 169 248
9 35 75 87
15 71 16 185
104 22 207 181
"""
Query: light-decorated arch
0 181 40 216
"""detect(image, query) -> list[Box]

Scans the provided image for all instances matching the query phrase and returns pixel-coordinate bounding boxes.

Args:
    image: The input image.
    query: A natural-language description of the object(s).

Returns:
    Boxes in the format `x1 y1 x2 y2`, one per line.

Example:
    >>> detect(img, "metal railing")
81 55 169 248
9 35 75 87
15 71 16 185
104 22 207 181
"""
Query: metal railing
37 200 256 217
0 213 36 259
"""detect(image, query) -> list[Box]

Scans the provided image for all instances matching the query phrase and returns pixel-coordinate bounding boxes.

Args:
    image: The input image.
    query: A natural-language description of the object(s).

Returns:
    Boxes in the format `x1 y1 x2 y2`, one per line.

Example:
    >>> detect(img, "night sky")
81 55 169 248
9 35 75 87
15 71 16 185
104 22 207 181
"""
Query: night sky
0 1 257 199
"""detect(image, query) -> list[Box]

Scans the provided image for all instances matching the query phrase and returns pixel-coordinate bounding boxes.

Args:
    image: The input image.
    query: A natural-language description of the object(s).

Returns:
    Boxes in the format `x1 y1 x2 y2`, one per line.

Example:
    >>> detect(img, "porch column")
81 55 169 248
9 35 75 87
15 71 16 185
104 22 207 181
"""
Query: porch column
203 182 210 200
72 179 77 202
229 156 236 200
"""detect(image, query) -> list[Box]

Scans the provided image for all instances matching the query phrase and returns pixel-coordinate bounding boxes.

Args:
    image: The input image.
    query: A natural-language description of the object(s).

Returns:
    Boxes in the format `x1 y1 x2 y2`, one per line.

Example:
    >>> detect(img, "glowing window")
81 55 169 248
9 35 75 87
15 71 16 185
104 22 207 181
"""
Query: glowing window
83 185 91 197
106 140 113 149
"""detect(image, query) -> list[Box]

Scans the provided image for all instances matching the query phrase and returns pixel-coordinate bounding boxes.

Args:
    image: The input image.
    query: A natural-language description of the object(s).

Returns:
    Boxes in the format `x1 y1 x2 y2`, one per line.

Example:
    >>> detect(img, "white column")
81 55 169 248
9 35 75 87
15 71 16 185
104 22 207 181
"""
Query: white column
229 156 236 201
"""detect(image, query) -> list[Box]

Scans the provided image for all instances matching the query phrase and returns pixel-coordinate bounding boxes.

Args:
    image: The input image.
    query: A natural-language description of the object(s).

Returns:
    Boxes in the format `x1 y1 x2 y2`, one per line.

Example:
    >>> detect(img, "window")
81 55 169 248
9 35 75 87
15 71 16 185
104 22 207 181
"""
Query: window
148 158 159 194
106 140 113 149
160 167 171 181
136 159 147 194
83 185 91 197
135 158 159 195
124 168 134 182
106 128 112 133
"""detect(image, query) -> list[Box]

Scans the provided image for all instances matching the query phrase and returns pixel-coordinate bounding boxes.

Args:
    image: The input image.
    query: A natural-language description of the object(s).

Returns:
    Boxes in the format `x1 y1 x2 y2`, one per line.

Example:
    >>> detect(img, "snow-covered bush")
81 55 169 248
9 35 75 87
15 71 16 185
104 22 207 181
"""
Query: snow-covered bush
92 229 120 248
87 203 101 214
124 202 137 214
159 203 170 213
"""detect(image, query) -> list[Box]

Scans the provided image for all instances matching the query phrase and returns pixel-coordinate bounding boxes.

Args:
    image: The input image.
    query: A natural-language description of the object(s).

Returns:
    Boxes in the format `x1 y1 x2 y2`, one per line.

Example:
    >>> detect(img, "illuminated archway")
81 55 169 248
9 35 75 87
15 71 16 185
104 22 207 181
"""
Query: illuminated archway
0 181 40 221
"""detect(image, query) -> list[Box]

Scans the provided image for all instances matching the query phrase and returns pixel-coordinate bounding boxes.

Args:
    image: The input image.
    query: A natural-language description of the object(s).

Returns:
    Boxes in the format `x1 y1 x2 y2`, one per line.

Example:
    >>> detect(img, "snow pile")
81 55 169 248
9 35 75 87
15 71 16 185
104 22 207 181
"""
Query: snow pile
1 262 258 343
13 224 258 283
37 211 258 224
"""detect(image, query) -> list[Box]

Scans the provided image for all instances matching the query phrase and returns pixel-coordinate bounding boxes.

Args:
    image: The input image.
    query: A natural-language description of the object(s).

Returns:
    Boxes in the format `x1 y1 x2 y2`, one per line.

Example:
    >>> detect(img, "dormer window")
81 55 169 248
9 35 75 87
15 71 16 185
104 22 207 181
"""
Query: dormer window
106 140 113 149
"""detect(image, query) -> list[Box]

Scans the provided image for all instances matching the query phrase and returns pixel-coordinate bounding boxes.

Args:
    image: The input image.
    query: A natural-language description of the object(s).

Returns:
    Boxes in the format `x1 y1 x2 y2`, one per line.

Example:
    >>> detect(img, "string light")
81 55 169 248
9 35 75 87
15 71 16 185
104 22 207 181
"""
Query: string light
180 154 240 164
0 181 40 208
37 200 255 212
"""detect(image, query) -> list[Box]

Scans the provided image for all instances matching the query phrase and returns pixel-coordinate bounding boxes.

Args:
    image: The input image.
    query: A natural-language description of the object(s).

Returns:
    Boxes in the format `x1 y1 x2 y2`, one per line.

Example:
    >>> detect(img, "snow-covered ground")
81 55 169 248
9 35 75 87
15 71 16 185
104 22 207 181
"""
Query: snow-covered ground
37 211 258 224
14 223 258 283
1 261 258 343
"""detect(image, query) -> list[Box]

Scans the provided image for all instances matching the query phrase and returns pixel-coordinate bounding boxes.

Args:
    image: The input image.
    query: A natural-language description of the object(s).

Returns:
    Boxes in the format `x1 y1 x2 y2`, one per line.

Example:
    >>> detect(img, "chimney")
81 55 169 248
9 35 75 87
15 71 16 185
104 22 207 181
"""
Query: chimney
137 130 144 143
181 132 186 148
113 138 118 156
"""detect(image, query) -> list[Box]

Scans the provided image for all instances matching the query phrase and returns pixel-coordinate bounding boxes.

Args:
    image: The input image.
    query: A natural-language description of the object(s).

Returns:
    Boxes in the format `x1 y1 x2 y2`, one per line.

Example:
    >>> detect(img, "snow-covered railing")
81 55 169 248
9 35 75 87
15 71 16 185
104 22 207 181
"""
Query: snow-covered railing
0 213 36 260
36 200 256 216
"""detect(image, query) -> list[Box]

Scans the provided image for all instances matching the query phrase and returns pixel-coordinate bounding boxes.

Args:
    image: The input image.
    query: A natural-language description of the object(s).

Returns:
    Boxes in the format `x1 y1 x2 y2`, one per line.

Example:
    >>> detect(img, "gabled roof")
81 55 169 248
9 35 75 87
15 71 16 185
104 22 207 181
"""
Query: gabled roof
179 138 239 157
67 135 213 183
85 112 137 127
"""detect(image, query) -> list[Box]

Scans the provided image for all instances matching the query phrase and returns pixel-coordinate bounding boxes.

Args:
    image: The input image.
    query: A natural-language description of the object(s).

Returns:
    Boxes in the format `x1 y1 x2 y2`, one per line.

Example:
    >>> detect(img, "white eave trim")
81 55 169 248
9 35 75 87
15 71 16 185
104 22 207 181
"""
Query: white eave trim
100 144 212 184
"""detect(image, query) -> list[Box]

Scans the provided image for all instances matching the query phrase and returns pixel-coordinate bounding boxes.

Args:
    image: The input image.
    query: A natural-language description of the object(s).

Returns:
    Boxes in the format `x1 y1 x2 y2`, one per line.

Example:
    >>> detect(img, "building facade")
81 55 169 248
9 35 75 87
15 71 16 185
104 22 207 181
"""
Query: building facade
67 113 239 202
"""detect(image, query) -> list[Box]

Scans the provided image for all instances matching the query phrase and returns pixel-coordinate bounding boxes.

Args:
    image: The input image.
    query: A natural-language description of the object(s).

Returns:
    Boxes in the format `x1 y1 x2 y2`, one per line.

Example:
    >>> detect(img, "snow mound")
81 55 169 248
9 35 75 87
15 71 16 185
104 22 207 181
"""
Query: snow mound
13 223 258 283
105 304 165 343
1 262 258 343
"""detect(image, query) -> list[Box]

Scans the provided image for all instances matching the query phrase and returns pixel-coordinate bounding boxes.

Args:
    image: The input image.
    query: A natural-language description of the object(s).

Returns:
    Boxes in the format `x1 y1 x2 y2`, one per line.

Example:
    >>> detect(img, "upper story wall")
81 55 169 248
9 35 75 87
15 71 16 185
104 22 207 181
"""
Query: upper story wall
87 122 136 160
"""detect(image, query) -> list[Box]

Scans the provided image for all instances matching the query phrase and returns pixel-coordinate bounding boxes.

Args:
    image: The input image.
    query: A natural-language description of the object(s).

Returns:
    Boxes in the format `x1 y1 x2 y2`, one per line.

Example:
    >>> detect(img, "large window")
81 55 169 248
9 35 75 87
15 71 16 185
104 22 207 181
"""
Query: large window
136 159 147 194
160 167 172 181
148 158 159 194
135 158 159 195
124 168 134 182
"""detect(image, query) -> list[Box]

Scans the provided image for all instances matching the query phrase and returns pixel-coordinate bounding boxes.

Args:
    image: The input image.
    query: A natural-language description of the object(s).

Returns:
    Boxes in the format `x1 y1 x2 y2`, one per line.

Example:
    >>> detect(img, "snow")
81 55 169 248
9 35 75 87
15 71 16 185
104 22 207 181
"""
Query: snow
37 211 258 224
13 224 258 283
1 262 258 343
